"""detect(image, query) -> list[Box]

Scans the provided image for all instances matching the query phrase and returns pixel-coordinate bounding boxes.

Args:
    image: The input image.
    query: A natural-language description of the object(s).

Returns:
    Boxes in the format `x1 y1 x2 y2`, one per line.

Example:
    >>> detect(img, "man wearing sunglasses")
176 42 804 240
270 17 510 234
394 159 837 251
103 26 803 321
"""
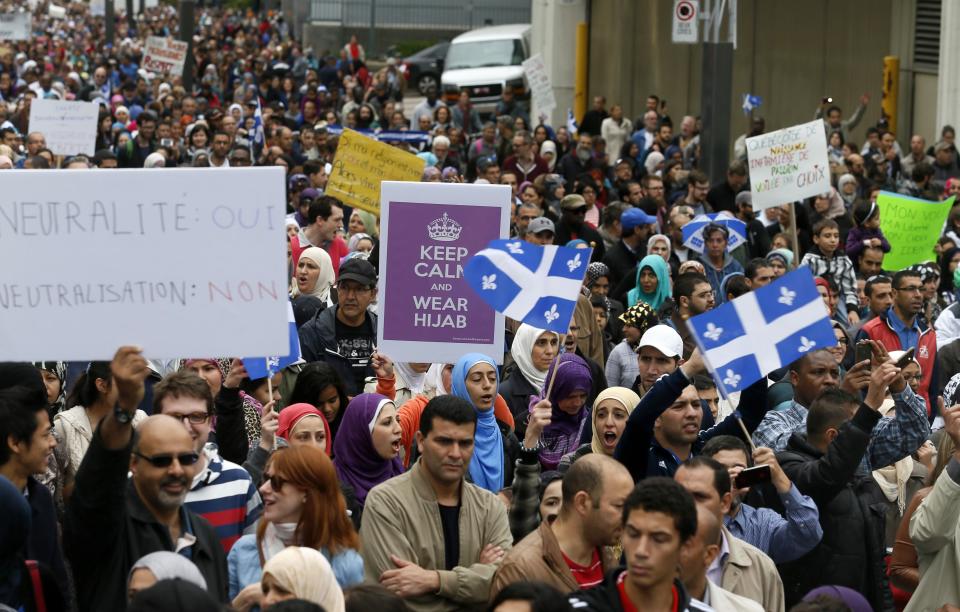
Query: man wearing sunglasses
65 347 229 611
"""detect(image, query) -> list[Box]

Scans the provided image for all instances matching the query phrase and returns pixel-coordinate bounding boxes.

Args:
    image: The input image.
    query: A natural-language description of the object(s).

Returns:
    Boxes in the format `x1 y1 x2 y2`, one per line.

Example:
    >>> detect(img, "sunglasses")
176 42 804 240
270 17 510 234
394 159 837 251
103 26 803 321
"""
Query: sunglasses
133 451 200 468
261 473 286 491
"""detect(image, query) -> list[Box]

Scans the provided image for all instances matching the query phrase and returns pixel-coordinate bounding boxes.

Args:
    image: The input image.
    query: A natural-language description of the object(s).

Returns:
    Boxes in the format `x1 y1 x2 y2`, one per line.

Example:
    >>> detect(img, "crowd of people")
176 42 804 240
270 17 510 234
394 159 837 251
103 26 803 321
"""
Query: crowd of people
3 1 960 612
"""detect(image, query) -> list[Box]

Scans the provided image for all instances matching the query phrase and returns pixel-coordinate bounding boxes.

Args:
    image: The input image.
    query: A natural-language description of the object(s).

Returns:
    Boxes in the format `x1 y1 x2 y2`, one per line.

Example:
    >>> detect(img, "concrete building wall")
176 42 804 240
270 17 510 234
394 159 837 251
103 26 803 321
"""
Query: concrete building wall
588 0 896 147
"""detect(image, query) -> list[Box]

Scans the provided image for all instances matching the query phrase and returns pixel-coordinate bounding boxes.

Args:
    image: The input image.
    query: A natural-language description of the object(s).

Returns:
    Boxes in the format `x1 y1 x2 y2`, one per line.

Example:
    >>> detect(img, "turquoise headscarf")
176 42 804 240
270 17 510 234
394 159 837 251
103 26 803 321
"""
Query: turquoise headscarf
627 254 671 310
451 353 504 493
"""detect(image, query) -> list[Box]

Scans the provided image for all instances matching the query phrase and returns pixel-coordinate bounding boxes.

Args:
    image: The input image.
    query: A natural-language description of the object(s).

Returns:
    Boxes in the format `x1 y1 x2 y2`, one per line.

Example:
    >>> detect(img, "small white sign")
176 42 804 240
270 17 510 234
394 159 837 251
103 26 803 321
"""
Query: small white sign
28 99 100 156
0 167 289 361
142 36 189 77
522 53 556 116
746 119 832 210
672 0 699 44
0 13 30 40
89 0 105 17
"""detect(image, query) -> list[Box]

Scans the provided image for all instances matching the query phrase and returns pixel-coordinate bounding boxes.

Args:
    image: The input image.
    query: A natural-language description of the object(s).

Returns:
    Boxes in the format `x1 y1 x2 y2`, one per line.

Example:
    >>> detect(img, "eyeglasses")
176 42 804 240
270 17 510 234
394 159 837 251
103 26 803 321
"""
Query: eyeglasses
895 285 923 293
167 412 210 425
261 473 286 491
133 451 200 468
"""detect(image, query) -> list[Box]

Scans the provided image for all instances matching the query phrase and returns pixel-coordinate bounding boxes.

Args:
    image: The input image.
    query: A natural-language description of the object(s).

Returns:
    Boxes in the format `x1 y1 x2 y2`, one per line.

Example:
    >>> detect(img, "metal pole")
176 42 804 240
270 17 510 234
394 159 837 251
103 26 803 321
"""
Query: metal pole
369 0 377 60
105 0 115 47
180 0 195 92
125 0 134 31
788 203 801 263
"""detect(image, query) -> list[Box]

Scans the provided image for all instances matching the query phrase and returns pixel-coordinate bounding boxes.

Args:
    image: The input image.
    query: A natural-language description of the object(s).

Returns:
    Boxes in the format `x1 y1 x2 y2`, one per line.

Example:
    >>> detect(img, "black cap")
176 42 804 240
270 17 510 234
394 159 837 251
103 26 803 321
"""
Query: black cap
338 257 378 287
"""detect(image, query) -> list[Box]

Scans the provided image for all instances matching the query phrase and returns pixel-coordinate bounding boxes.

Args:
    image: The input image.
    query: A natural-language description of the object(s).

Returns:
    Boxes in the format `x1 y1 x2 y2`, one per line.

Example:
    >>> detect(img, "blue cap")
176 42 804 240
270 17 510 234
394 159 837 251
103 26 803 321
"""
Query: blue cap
621 208 658 231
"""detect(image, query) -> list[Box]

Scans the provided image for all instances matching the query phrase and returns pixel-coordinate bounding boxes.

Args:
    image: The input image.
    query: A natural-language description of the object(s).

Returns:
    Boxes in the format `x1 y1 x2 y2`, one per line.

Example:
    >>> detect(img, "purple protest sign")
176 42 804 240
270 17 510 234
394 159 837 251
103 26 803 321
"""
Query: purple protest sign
377 182 511 364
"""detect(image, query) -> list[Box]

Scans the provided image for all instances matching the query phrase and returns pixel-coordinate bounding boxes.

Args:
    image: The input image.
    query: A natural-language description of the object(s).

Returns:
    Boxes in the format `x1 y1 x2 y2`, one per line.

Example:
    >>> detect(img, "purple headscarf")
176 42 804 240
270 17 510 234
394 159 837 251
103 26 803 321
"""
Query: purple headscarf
529 353 592 470
333 393 404 505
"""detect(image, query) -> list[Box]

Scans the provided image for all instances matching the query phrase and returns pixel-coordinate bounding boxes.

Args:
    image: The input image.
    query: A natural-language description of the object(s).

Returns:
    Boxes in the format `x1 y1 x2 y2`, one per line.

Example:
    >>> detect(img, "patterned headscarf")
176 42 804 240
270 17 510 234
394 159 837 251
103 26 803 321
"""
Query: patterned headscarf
943 372 960 407
618 301 659 332
33 361 67 414
584 262 610 288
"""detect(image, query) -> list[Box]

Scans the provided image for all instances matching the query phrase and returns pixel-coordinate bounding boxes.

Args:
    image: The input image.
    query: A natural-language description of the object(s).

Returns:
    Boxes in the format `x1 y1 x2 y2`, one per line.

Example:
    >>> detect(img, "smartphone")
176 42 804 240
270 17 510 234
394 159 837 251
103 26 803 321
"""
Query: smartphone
894 348 916 369
160 138 174 148
854 341 872 367
734 464 771 490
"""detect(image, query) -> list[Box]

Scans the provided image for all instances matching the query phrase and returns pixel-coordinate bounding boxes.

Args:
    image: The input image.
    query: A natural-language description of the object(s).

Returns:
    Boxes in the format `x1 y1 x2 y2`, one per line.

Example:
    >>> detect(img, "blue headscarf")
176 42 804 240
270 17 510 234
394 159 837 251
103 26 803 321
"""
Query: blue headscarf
451 353 504 493
627 254 671 310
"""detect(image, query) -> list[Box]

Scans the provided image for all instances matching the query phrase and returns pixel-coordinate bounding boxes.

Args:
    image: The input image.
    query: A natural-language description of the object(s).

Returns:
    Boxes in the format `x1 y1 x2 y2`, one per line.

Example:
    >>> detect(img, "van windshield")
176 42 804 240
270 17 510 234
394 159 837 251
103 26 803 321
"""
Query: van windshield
445 39 524 70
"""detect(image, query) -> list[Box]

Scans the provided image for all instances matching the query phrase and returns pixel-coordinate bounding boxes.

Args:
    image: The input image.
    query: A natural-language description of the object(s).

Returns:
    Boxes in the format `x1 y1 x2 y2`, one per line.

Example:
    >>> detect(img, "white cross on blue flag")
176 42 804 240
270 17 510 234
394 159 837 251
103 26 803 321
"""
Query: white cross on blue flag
242 302 301 379
687 267 837 397
465 239 592 333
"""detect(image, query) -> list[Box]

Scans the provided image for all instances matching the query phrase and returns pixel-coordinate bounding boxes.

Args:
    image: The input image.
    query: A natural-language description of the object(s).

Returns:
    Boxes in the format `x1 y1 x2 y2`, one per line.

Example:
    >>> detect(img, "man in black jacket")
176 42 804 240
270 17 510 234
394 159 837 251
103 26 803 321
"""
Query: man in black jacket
776 367 897 610
65 347 228 611
553 194 606 263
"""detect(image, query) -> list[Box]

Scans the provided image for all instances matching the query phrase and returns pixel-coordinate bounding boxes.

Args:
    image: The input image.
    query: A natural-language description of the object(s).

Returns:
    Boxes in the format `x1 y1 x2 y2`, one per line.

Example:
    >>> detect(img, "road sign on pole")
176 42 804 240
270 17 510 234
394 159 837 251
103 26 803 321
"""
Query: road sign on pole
672 0 699 44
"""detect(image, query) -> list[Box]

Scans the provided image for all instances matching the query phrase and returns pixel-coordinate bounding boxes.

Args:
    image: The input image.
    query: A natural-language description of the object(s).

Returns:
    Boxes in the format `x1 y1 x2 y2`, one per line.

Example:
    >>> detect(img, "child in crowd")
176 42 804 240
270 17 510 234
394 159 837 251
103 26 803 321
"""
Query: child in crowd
845 200 891 260
801 219 861 324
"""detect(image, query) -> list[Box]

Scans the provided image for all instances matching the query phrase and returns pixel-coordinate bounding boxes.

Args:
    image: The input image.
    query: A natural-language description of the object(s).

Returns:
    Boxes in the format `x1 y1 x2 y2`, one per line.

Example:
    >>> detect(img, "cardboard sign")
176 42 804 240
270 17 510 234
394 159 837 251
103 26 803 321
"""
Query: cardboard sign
522 53 556 115
876 192 955 271
142 36 189 76
746 119 831 210
376 181 510 365
0 13 30 40
0 167 289 361
28 99 100 156
325 128 425 215
672 0 699 43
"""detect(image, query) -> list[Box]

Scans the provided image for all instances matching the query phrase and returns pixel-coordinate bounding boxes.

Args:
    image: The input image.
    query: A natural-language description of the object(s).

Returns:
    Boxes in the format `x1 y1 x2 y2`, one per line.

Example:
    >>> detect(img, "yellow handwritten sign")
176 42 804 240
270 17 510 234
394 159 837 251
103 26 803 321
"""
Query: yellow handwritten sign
325 129 426 215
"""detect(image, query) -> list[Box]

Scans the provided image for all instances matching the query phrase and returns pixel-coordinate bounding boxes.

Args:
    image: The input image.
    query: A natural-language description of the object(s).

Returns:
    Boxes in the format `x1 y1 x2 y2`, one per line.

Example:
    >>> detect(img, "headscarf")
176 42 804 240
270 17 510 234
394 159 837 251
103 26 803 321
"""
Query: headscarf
262 547 345 612
351 210 379 239
566 238 587 248
0 475 29 606
590 387 641 455
347 232 373 253
837 174 858 207
618 301 659 333
394 363 428 395
450 354 504 492
939 247 960 294
942 372 960 407
511 324 558 390
584 262 609 289
647 234 672 260
720 272 746 299
291 246 334 302
767 248 795 267
426 363 451 396
128 552 207 593
678 260 705 275
277 403 331 454
801 585 872 612
33 361 67 413
627 254 671 310
144 152 166 168
540 140 558 171
532 353 592 470
333 394 404 505
128 579 221 612
644 151 665 176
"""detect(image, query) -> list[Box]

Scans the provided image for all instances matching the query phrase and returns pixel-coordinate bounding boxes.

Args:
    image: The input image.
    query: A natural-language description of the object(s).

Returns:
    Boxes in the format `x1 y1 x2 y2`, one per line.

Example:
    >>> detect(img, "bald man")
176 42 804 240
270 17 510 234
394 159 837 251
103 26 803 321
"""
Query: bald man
492 454 633 596
681 506 764 611
65 347 228 611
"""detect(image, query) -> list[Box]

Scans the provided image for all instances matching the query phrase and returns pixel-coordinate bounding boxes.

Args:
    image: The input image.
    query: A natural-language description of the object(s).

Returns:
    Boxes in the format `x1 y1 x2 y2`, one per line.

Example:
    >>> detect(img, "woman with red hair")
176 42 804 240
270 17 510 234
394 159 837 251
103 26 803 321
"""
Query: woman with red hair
228 445 362 611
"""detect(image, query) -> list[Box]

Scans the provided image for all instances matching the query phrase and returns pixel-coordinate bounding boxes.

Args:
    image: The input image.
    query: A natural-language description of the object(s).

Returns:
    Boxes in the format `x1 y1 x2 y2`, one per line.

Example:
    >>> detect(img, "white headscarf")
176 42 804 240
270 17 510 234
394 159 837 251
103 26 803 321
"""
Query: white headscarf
426 363 451 396
291 246 335 303
395 362 428 395
644 151 665 176
128 552 207 592
511 324 558 391
540 140 558 171
262 547 345 612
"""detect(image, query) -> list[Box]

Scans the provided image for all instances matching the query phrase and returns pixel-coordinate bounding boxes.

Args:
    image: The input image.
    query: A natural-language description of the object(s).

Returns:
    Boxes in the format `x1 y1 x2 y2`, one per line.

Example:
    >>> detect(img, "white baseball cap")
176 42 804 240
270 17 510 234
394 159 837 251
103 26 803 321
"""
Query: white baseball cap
638 324 683 359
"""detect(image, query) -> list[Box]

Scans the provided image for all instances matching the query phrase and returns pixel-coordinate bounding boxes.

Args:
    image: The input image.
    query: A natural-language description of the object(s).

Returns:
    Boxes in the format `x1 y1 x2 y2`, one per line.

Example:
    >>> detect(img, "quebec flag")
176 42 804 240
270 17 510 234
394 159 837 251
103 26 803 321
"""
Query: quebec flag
465 240 592 334
242 302 301 380
687 267 837 398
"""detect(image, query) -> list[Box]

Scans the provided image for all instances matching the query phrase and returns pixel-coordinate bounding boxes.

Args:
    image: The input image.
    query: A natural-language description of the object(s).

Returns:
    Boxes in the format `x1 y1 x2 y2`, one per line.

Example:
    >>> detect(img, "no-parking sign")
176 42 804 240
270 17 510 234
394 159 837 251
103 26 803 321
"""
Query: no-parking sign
672 0 699 44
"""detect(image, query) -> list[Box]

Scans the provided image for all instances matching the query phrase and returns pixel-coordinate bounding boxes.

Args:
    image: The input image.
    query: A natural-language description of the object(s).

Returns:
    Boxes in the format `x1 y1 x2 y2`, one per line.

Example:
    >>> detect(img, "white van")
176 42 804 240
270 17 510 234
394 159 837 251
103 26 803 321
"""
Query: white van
441 24 532 119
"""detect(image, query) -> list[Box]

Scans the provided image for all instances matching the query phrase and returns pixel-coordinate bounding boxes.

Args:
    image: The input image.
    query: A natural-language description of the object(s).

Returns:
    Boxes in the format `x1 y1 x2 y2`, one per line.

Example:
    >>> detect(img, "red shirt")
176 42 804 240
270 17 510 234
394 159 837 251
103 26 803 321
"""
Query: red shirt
561 548 604 589
616 571 679 612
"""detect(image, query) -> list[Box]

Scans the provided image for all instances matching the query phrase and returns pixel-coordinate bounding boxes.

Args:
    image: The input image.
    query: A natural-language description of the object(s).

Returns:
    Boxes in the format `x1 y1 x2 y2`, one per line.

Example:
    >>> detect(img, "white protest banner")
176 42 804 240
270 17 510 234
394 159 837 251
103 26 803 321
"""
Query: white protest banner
142 36 189 76
672 0 698 43
0 167 289 361
522 53 556 116
377 181 510 364
746 119 831 210
0 13 30 41
48 4 66 18
28 99 99 156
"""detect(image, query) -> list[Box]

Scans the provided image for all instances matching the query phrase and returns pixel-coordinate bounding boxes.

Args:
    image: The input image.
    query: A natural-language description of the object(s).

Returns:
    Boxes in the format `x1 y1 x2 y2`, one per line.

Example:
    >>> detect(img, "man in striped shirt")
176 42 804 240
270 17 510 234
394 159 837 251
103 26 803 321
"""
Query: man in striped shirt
153 372 262 553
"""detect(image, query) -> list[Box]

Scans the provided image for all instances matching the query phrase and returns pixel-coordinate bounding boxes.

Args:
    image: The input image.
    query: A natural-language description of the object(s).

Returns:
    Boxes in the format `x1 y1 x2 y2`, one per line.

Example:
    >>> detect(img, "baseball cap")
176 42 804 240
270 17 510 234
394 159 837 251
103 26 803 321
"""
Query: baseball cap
288 173 308 190
527 217 555 235
299 187 320 203
338 258 378 287
637 325 683 358
621 208 658 231
560 194 587 211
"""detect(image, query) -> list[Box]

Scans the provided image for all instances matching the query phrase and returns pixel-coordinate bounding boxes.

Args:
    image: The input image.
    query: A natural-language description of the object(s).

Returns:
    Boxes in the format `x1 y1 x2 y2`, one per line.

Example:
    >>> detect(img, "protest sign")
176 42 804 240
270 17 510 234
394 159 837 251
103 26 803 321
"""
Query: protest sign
142 36 189 76
28 99 99 156
876 191 955 271
376 181 511 364
0 13 30 40
0 167 289 361
746 119 830 210
325 128 425 215
48 4 66 18
89 0 105 16
522 54 556 116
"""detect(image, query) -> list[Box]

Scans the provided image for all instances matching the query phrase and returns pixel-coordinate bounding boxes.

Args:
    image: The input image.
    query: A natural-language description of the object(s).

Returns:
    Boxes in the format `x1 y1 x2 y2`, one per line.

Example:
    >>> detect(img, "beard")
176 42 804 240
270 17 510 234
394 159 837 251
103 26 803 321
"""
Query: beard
154 475 190 511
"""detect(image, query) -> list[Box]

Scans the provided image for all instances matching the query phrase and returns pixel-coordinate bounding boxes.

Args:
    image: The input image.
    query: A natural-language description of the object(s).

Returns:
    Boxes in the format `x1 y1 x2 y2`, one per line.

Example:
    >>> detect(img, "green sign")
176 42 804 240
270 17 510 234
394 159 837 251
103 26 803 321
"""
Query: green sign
876 191 955 271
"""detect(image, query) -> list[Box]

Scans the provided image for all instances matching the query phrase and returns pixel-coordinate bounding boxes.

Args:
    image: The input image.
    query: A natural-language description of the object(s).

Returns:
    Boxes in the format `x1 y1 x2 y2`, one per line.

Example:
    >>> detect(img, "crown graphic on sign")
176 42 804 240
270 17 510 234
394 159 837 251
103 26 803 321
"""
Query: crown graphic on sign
427 212 462 242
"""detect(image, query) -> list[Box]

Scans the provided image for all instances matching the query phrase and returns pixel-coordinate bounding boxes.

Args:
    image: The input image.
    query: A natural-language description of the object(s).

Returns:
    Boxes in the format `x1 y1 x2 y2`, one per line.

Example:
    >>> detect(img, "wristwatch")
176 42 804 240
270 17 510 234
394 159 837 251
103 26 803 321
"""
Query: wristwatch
114 403 134 425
